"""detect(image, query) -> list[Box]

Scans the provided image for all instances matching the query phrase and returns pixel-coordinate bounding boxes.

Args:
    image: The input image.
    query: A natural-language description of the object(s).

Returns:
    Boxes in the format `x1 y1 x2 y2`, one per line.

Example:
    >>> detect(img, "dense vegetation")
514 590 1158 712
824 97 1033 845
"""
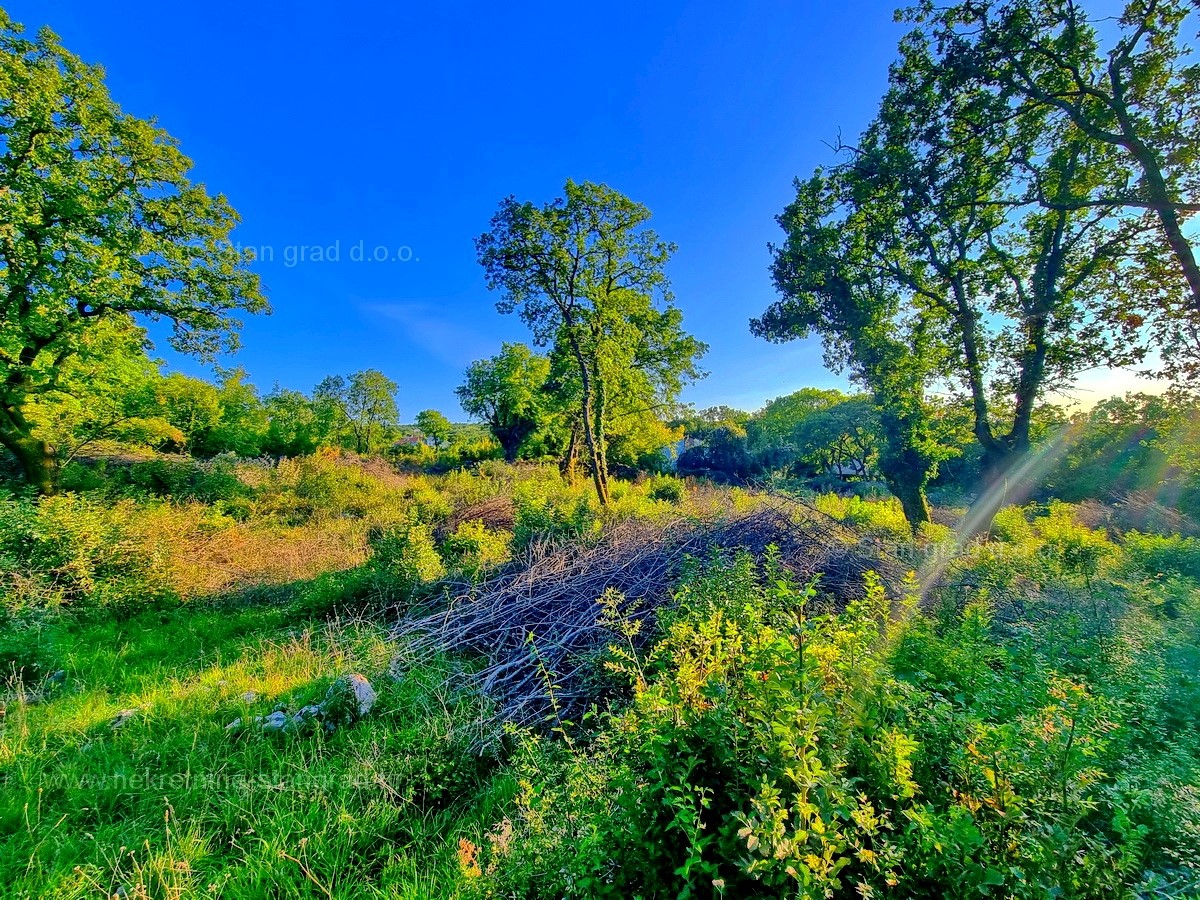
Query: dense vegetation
1 457 1198 898
3 1 1200 898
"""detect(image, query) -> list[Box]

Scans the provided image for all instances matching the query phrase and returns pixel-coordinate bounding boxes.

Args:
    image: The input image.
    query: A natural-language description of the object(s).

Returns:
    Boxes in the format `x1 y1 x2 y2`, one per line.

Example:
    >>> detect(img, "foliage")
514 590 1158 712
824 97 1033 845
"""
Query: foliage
415 409 455 449
754 172 955 529
812 491 913 541
456 342 561 462
367 521 446 602
0 13 266 492
677 425 757 482
21 318 181 462
511 473 599 550
0 492 177 615
263 386 323 457
911 0 1200 382
473 536 1200 898
646 474 686 504
314 370 400 456
440 519 513 580
477 179 707 504
790 396 880 479
751 387 846 449
1122 530 1200 582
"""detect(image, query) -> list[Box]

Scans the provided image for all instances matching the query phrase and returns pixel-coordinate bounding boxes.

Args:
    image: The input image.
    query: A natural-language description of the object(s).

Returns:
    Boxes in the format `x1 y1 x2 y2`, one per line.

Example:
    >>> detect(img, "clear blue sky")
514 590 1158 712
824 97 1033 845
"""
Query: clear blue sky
10 1 912 418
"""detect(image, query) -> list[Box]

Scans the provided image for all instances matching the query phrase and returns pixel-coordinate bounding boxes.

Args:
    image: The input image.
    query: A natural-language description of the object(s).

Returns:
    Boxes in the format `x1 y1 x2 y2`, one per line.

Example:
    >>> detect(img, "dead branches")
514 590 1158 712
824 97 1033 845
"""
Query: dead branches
393 501 901 728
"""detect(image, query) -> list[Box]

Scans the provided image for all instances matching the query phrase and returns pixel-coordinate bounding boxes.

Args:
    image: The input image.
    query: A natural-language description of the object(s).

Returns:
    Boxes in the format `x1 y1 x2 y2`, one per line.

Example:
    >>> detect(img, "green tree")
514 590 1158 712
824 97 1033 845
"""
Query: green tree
23 317 179 462
456 342 557 462
749 388 846 453
0 14 266 492
760 21 1149 530
154 374 222 454
916 0 1200 337
263 387 320 457
415 409 454 450
792 396 880 480
313 370 399 455
476 180 706 504
754 174 953 528
196 368 267 457
853 23 1144 528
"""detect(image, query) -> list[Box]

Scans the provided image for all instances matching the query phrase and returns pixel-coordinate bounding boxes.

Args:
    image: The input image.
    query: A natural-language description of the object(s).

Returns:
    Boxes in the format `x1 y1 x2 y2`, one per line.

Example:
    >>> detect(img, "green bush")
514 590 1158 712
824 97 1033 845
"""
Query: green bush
0 493 176 616
813 492 911 540
646 474 686 504
511 477 598 550
61 456 255 511
469 547 1200 898
366 521 446 603
440 520 512 580
1123 531 1200 582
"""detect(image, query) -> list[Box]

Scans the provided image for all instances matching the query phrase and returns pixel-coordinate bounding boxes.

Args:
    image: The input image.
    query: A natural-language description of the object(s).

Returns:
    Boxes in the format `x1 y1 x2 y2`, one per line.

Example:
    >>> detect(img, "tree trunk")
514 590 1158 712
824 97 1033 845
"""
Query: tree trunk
4 433 59 495
0 394 59 495
968 441 1037 537
890 477 931 533
593 367 611 502
502 437 519 464
570 342 610 506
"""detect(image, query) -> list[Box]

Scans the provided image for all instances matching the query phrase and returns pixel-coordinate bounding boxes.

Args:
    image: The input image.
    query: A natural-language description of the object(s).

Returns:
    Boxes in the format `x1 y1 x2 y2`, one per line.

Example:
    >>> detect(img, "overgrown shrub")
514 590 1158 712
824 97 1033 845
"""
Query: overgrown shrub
366 522 446 603
0 493 177 615
646 474 686 504
441 519 512 580
511 476 598 550
1123 531 1200 582
812 492 911 540
467 546 1200 898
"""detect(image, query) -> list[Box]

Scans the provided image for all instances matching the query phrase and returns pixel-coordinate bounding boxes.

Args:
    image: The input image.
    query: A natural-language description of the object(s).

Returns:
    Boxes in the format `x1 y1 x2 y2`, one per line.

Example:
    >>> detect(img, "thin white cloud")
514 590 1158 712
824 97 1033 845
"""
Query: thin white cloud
360 301 497 367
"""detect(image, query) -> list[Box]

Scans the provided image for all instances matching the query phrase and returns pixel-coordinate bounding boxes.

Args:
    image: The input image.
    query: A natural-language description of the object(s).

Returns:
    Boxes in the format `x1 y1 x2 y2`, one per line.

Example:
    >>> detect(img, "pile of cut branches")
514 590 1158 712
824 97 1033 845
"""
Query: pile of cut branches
393 500 902 727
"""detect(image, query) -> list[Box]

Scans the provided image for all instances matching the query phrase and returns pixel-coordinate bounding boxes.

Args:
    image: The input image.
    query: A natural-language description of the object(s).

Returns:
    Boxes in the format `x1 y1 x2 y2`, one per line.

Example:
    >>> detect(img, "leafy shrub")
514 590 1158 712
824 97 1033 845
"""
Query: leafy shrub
990 504 1035 544
813 492 911 540
646 474 686 504
470 545 1199 898
367 522 446 603
441 519 512 579
1034 501 1115 583
511 477 598 549
0 493 176 615
60 456 255 512
1123 531 1200 582
256 453 410 525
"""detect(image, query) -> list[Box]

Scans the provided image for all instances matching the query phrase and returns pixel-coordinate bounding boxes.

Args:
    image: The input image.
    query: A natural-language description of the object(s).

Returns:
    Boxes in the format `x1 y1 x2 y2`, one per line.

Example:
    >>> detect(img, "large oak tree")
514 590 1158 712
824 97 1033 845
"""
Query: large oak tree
0 14 266 492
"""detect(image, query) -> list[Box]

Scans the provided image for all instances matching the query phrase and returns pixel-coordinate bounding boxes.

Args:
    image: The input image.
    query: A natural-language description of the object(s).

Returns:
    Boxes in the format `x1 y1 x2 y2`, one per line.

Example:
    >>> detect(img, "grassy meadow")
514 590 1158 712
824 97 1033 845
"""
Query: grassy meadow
0 453 1197 899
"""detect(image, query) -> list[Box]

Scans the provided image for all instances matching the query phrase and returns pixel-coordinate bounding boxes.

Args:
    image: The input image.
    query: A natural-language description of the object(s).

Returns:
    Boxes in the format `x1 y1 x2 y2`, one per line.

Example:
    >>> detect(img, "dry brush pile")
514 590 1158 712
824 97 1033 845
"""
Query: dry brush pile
392 499 905 727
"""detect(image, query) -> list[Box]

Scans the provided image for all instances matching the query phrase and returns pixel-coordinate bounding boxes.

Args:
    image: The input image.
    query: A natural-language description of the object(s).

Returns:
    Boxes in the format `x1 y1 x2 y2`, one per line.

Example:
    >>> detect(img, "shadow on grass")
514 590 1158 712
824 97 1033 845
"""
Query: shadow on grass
0 570 507 900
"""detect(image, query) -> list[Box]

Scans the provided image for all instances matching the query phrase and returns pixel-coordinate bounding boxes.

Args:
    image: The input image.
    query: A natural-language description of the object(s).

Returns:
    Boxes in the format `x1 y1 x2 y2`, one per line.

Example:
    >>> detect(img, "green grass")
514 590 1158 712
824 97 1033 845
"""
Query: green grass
4 462 1200 898
0 600 504 899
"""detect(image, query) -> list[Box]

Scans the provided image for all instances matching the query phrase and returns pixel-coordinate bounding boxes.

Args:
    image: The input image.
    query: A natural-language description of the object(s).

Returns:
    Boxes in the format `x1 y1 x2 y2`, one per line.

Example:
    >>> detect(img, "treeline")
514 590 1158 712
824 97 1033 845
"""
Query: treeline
672 387 1200 515
9 311 689 481
14 315 483 469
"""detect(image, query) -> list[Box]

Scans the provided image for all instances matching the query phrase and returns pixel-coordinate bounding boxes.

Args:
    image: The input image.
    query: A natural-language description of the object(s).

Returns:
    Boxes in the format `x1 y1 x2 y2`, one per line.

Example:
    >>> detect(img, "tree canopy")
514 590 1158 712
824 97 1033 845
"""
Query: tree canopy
0 14 266 491
456 342 559 462
476 180 706 503
313 370 399 456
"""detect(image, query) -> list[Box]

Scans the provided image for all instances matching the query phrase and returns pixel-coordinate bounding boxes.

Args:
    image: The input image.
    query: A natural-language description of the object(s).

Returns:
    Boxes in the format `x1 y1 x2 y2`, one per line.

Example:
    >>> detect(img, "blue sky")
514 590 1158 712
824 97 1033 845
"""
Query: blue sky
10 2 952 416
